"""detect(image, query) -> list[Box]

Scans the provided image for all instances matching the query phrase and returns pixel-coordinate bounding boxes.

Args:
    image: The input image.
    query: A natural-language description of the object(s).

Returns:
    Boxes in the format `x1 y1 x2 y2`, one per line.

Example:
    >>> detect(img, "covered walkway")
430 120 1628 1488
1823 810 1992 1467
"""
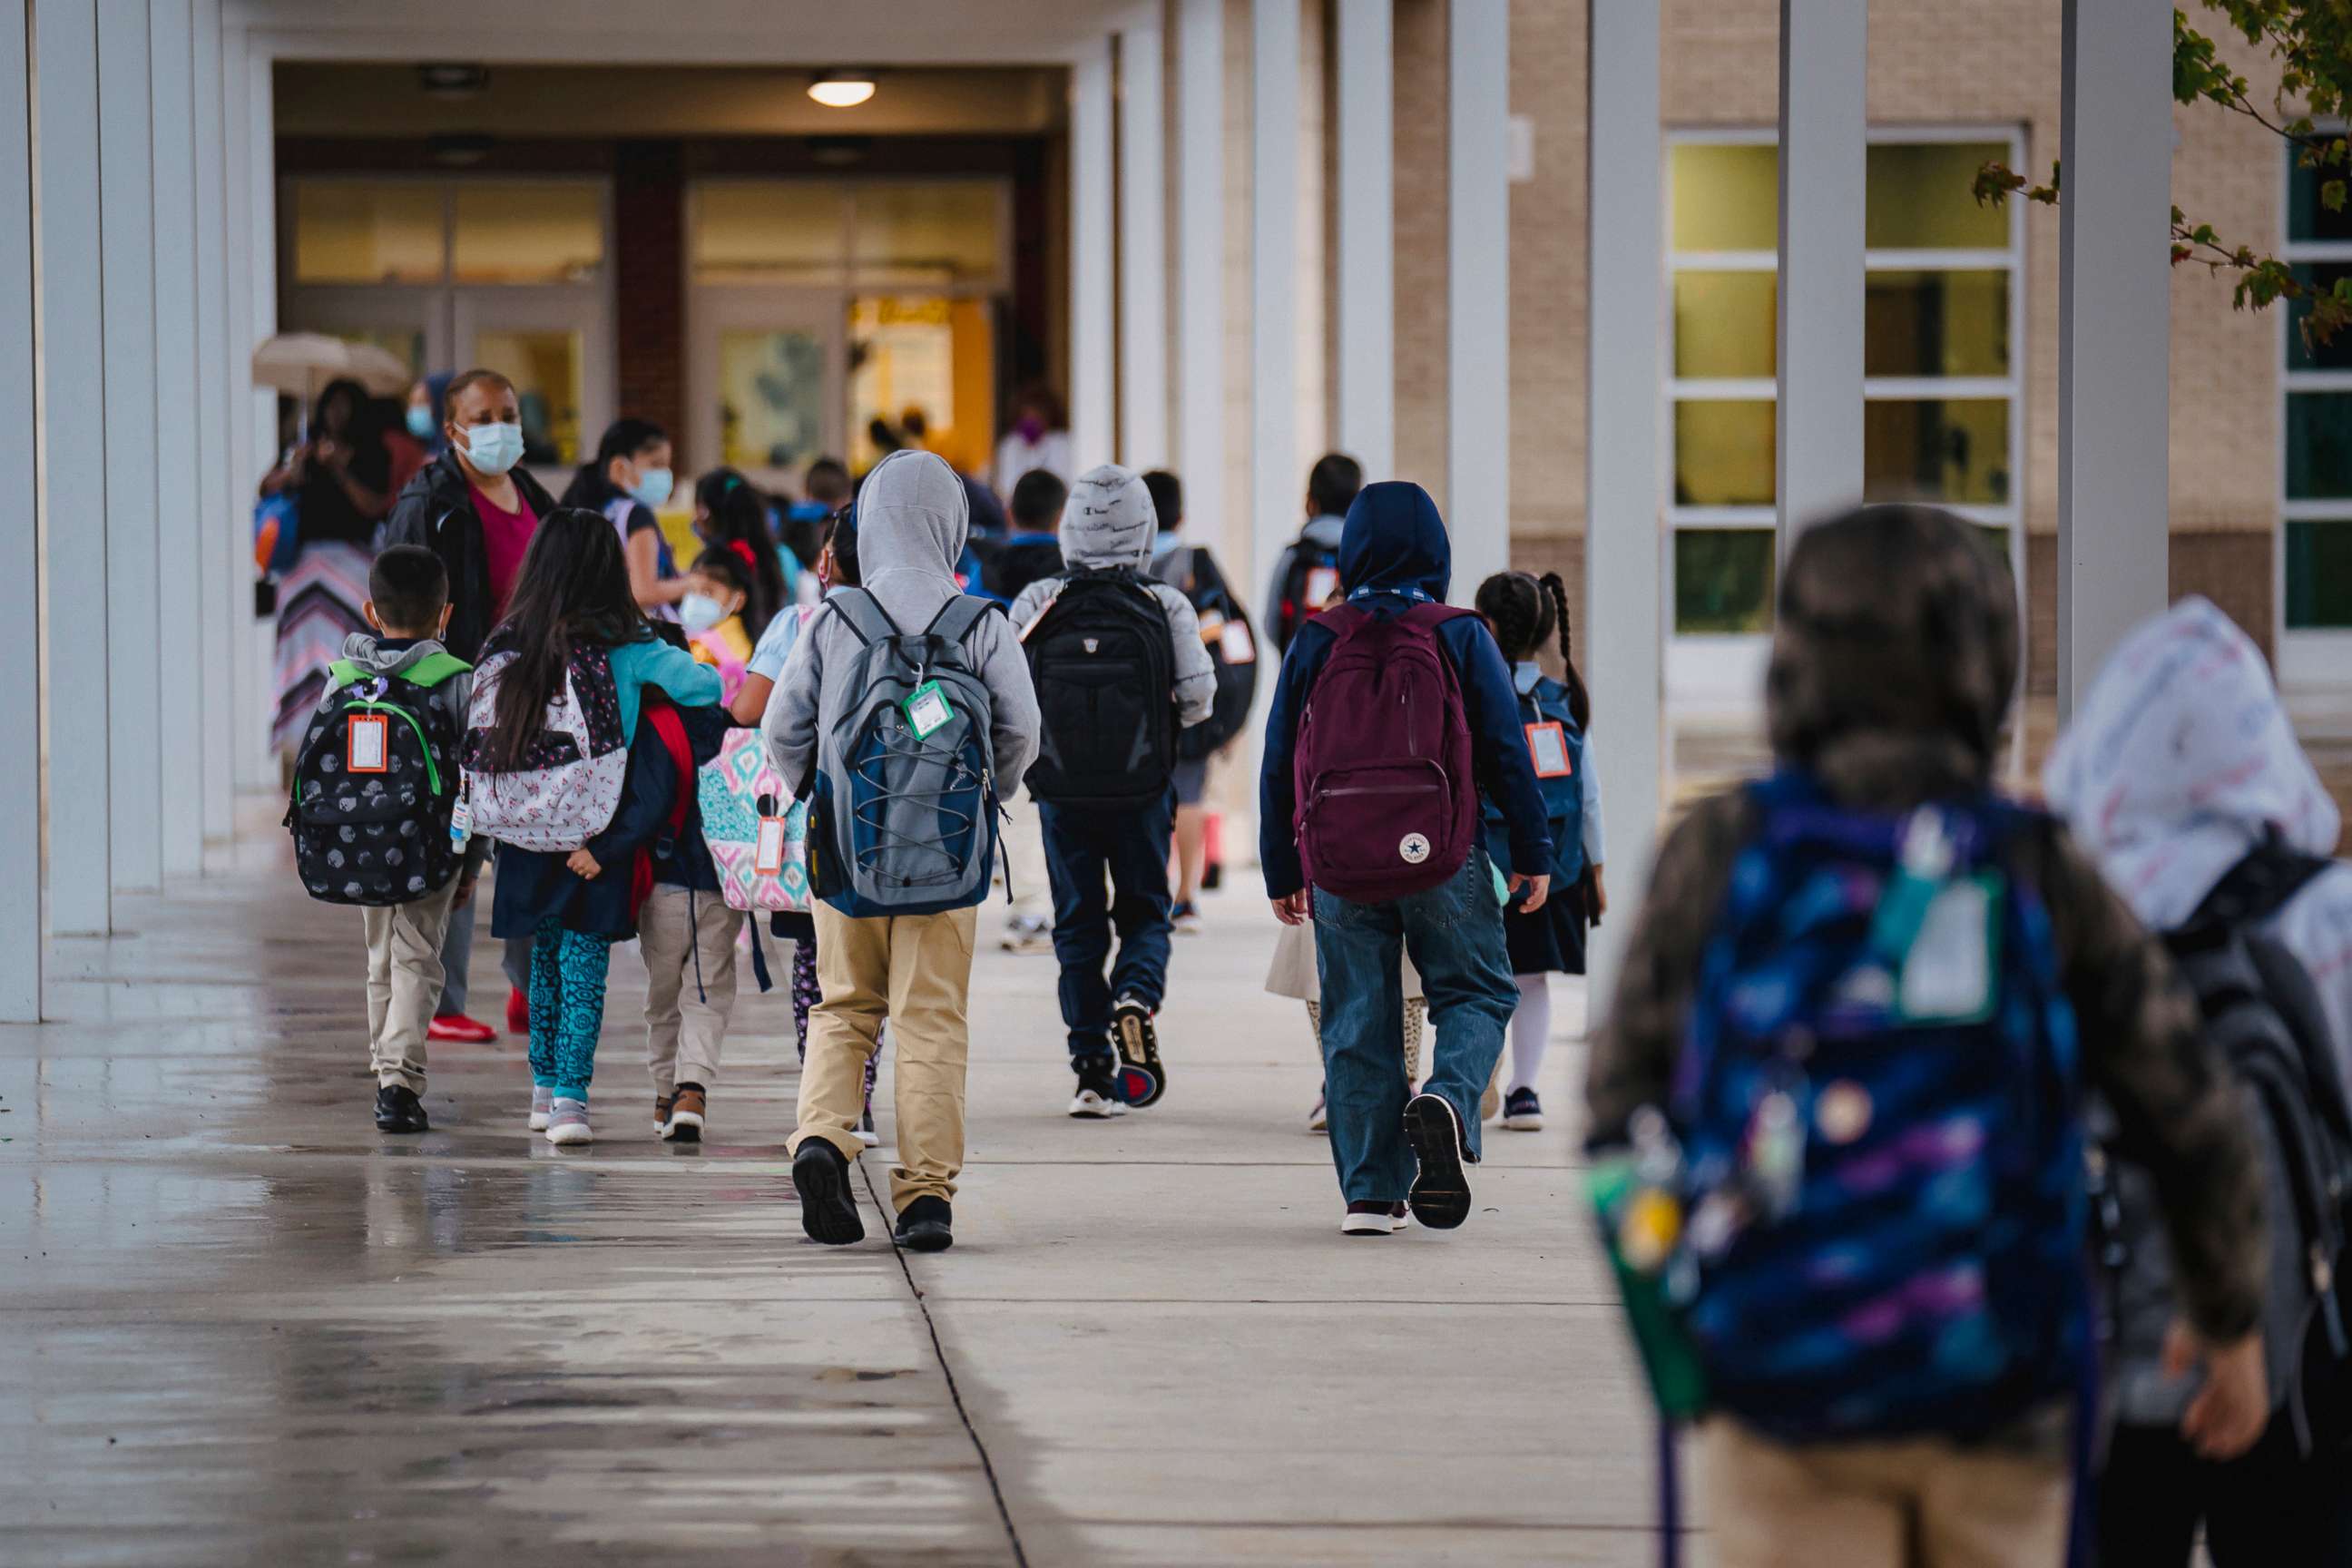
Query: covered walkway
3 806 1651 1567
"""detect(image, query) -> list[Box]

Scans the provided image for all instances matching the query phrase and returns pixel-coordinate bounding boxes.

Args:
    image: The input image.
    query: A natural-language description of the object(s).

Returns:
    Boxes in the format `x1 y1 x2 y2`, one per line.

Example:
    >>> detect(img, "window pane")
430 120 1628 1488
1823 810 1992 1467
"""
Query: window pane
719 328 827 473
451 183 603 284
292 181 443 285
849 296 995 474
1675 529 1777 634
2286 520 2352 628
1864 397 2009 505
1674 271 1776 378
2288 153 2352 244
1866 270 2009 377
472 329 583 466
851 182 1005 287
693 183 846 285
2288 391 2352 499
1674 400 1776 506
1865 142 2009 250
2288 264 2352 371
1671 143 1777 252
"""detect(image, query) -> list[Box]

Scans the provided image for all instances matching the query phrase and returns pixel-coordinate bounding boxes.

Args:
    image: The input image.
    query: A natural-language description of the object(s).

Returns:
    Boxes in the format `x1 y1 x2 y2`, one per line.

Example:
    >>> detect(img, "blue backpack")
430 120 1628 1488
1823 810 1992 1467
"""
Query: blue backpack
1671 773 2091 1443
1482 676 1585 882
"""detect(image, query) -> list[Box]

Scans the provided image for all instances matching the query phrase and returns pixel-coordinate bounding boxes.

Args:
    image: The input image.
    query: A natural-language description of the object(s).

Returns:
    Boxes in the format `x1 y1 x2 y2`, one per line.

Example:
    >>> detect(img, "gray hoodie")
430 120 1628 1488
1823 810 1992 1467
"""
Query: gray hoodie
762 448 1041 794
1008 465 1216 729
327 631 474 735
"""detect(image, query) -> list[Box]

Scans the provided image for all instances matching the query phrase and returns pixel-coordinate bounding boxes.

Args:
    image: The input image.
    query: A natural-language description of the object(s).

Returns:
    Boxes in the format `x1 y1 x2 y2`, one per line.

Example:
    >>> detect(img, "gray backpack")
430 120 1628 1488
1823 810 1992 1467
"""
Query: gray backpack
806 588 1003 917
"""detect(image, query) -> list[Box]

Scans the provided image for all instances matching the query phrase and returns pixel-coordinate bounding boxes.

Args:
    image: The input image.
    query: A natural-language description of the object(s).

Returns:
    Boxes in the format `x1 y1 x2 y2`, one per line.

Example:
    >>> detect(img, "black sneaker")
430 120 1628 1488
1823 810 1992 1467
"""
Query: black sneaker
1502 1086 1544 1132
1068 1061 1128 1118
374 1083 429 1133
894 1195 955 1252
1402 1093 1473 1230
1111 996 1165 1108
791 1138 866 1246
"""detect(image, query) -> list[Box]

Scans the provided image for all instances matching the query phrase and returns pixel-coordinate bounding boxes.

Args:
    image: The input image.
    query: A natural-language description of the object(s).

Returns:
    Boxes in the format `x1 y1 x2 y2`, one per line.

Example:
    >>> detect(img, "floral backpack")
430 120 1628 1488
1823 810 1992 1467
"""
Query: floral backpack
458 641 629 852
696 726 809 914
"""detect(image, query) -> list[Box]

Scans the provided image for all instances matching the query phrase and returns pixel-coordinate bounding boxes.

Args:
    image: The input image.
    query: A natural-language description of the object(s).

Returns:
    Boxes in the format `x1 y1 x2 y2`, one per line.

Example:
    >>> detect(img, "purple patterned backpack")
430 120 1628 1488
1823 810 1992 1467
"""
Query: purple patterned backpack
458 642 628 852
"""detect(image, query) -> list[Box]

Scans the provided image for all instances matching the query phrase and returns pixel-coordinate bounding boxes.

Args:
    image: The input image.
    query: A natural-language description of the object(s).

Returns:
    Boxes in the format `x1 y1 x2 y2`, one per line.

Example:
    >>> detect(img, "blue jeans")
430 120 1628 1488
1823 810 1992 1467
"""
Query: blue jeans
1039 789 1177 1064
1311 848 1517 1202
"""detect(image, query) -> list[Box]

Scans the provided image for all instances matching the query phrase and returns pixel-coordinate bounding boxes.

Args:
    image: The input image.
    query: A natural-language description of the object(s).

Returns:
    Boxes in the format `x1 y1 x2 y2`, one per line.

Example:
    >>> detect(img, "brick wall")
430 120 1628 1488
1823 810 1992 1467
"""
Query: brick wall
612 141 685 460
2024 530 2274 693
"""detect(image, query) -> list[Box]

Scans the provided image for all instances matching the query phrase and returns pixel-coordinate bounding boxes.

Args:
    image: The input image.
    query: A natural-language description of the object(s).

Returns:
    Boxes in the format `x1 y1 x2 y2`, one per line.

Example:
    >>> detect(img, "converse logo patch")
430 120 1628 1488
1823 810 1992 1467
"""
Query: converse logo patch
1398 832 1431 864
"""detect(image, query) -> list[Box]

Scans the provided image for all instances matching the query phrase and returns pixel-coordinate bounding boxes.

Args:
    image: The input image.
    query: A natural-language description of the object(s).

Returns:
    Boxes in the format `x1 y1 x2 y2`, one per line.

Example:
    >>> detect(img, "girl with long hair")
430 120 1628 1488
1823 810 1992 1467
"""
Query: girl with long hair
563 416 691 619
479 507 722 1145
1471 569 1604 1134
695 481 789 637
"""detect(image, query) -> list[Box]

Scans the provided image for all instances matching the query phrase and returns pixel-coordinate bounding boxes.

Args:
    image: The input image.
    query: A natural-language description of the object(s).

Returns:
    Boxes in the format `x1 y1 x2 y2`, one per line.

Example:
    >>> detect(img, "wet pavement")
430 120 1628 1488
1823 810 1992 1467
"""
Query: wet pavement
1 804 1649 1566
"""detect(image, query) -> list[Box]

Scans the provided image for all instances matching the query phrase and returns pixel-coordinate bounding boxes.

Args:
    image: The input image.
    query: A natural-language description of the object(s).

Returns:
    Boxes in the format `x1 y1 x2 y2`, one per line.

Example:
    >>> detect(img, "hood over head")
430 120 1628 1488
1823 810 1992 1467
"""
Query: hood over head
1766 504 2019 803
1058 464 1158 570
1337 481 1450 601
854 449 969 583
2045 595 2340 930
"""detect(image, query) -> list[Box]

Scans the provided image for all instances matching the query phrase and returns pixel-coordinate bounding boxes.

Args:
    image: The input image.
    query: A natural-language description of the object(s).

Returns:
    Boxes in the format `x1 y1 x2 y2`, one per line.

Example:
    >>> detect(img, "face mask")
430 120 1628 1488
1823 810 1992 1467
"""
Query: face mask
405 405 436 440
1015 415 1045 443
630 466 674 508
679 592 728 633
460 421 524 476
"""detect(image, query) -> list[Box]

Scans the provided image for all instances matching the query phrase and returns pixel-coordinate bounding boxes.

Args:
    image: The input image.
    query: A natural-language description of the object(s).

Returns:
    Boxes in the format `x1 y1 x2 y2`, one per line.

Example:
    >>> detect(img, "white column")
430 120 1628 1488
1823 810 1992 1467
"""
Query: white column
1336 0 1394 479
1775 0 1867 552
1176 0 1228 556
1250 0 1300 621
151 0 202 879
1447 0 1510 601
192 0 232 846
2059 0 2171 715
246 38 279 791
1070 36 1117 472
99 0 161 895
37 0 113 935
1118 16 1169 470
1584 0 1664 1003
0 0 39 1016
227 28 270 793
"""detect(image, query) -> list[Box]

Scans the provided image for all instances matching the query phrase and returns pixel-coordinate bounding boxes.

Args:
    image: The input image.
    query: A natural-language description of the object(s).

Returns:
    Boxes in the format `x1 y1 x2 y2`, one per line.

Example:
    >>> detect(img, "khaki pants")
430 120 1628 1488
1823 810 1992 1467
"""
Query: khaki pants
1700 1418 2067 1568
791 902 977 1211
639 885 744 1095
363 879 462 1093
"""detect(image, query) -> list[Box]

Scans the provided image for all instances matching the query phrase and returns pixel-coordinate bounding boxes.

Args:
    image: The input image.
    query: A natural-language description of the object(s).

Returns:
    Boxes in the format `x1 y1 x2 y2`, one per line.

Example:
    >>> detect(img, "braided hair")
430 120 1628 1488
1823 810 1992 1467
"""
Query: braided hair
1474 569 1592 730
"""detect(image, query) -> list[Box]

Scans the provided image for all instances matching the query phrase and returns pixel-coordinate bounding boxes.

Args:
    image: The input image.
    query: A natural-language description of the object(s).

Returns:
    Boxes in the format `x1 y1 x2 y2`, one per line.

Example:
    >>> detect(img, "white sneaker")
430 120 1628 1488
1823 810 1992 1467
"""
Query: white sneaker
1068 1083 1127 1119
855 1102 881 1149
545 1097 593 1146
1340 1202 1409 1235
1307 1090 1328 1134
527 1085 554 1132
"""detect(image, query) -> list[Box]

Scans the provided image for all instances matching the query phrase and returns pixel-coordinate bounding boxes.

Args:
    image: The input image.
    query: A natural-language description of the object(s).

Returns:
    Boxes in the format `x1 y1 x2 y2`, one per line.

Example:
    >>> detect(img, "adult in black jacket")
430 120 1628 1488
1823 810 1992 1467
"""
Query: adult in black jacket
382 369 558 664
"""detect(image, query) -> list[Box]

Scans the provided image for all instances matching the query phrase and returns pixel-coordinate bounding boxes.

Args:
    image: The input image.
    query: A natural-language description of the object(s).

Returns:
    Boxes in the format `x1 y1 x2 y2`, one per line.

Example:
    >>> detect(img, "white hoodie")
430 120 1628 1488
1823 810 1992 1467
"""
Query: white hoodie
2045 596 2352 1073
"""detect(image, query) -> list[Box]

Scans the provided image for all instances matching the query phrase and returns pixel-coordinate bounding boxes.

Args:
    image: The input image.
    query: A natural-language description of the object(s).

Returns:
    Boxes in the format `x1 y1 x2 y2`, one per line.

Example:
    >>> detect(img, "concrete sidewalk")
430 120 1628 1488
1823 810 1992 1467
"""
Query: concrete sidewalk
0 812 1659 1566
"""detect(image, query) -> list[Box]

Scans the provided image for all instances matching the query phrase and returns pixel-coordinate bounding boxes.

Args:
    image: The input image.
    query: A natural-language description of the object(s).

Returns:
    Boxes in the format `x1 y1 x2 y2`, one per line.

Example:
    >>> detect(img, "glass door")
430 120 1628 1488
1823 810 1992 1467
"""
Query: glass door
689 286 845 495
454 287 612 488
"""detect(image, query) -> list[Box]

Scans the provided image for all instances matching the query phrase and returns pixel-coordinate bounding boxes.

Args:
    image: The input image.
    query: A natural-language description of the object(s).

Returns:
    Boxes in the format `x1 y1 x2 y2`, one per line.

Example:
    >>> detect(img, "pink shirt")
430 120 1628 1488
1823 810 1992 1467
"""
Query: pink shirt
473 484 538 614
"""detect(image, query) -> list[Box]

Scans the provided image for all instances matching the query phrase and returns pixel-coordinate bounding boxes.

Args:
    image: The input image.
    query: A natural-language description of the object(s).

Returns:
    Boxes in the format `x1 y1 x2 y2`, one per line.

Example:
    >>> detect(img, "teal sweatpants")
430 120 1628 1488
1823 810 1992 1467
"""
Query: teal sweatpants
527 919 612 1101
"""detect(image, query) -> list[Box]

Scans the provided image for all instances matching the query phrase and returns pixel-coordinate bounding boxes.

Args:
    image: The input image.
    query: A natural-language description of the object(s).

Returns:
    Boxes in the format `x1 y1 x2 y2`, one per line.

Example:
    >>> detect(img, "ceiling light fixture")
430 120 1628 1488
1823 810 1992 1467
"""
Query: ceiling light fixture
808 69 877 109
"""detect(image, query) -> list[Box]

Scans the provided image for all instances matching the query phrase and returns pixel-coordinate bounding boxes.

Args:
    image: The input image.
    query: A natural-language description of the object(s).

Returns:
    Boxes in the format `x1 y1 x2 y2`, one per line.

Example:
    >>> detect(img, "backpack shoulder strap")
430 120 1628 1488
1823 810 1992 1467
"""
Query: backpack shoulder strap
2190 837 2334 934
325 659 367 693
402 651 470 690
829 586 899 646
925 593 998 645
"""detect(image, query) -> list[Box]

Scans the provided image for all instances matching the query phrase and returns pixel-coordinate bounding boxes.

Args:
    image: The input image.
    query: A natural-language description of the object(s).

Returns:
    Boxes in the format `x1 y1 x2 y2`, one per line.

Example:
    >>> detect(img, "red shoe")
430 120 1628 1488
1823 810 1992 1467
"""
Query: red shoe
427 1014 495 1044
505 987 530 1035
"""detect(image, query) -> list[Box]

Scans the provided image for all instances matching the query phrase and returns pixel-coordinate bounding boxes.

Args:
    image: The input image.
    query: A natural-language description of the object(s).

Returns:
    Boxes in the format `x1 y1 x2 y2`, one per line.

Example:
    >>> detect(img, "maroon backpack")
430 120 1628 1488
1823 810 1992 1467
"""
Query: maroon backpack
1292 602 1477 903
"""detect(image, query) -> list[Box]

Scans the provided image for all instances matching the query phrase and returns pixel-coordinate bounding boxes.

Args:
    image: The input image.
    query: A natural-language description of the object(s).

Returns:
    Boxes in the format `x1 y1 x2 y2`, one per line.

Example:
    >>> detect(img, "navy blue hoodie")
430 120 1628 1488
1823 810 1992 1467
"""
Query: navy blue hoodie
1258 482 1554 902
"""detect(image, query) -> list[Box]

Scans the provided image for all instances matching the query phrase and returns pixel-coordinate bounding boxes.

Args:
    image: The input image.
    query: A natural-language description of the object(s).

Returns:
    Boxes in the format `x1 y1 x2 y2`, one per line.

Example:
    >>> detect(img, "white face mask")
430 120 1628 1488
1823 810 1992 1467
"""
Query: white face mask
459 421 525 476
629 466 674 508
679 592 728 632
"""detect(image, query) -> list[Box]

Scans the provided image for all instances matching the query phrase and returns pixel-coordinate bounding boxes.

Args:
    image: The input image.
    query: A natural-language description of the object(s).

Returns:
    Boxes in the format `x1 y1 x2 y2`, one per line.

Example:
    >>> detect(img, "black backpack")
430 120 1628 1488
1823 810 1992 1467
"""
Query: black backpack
286 653 469 906
1274 533 1342 654
1154 544 1260 760
2099 839 2352 1454
1023 568 1177 807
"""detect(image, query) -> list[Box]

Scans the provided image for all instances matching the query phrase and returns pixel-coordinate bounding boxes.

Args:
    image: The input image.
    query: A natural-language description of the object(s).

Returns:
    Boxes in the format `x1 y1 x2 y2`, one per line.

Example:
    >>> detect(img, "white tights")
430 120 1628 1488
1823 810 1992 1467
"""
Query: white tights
1507 973 1552 1093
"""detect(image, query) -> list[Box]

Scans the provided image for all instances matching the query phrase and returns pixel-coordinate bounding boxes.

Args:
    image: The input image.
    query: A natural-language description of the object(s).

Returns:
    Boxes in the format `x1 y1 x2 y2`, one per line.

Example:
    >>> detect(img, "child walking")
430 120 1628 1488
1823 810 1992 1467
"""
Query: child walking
766 450 1040 1252
1260 481 1555 1236
1011 465 1216 1115
1473 570 1605 1133
287 544 480 1134
465 507 722 1146
637 699 742 1143
1587 505 2269 1566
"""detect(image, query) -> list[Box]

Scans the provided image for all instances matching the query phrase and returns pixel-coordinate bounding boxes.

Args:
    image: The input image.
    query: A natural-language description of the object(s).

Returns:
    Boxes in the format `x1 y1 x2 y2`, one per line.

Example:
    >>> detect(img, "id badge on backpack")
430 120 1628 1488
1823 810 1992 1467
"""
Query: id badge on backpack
1525 720 1573 779
904 681 954 740
348 714 389 773
754 813 788 877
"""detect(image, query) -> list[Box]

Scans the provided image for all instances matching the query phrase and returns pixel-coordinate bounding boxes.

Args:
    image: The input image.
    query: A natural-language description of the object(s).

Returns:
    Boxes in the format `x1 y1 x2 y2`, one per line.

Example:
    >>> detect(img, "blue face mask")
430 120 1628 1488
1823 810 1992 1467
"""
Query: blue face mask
405 405 436 440
459 421 525 476
679 592 727 633
630 466 674 508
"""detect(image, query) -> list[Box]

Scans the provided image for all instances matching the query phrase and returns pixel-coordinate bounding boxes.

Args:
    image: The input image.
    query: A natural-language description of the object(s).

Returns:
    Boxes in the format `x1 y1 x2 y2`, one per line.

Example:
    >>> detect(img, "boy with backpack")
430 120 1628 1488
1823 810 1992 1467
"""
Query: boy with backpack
1586 507 2270 1566
765 449 1040 1254
1011 466 1216 1115
2047 595 2352 1565
633 697 742 1144
1265 452 1362 656
286 544 478 1135
1260 481 1556 1235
